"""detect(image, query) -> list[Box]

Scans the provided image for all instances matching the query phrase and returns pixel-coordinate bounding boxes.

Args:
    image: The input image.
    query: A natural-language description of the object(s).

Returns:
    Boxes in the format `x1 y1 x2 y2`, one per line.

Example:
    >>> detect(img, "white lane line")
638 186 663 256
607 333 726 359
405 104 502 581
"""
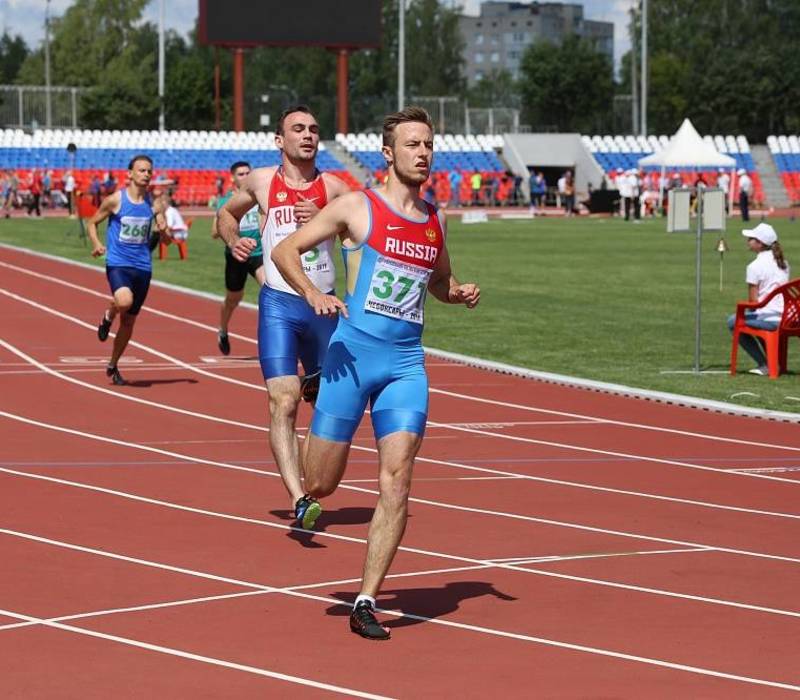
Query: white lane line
490 547 713 565
4 451 800 619
4 336 800 526
0 562 495 633
5 405 800 567
0 606 393 699
1 530 799 694
341 476 526 483
4 257 799 454
6 288 800 493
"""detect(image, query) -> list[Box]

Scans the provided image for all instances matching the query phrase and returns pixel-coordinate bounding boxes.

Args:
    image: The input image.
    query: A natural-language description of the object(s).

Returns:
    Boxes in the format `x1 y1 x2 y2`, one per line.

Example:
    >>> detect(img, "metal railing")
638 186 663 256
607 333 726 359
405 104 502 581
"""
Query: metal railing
0 85 86 130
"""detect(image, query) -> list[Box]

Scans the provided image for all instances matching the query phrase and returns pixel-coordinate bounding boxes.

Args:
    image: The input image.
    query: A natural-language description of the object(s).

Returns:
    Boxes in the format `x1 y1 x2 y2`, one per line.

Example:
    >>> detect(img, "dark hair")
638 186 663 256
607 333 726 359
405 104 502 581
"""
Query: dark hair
276 105 315 135
230 160 251 173
382 106 433 148
772 242 788 271
128 154 153 170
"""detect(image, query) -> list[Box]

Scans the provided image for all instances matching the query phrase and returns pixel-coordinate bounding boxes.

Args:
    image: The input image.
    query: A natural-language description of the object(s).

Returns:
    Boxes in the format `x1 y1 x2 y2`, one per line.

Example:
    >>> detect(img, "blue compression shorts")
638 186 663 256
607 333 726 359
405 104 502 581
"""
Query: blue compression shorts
106 266 151 315
258 285 338 380
310 324 429 443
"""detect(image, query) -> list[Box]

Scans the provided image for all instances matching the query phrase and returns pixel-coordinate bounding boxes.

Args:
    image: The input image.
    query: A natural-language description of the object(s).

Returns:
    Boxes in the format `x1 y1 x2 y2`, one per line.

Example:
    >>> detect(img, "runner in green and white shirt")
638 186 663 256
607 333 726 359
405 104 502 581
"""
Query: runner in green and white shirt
212 161 264 355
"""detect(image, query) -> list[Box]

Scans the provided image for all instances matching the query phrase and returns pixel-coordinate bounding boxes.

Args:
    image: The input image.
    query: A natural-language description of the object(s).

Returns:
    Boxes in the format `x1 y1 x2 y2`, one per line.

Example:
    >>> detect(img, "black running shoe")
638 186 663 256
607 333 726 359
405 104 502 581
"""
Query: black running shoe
106 365 126 386
217 331 230 356
299 370 321 403
294 495 322 530
97 314 112 342
350 601 390 640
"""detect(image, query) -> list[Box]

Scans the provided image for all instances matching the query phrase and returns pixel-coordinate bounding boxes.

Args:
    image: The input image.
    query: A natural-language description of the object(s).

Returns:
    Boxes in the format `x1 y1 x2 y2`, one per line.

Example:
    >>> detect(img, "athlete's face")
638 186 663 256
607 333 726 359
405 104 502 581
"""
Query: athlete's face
232 166 251 190
129 160 153 188
384 122 434 186
276 112 320 162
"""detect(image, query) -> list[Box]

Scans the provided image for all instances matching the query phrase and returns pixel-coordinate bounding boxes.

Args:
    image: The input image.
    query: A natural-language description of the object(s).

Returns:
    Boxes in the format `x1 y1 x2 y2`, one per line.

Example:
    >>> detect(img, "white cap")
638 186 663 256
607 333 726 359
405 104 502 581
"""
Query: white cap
742 222 778 246
737 168 746 175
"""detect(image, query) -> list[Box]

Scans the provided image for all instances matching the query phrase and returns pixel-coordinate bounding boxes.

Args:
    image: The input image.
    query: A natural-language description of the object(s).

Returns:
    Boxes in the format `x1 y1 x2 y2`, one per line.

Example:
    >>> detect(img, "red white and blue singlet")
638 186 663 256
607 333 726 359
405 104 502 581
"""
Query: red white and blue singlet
310 189 445 442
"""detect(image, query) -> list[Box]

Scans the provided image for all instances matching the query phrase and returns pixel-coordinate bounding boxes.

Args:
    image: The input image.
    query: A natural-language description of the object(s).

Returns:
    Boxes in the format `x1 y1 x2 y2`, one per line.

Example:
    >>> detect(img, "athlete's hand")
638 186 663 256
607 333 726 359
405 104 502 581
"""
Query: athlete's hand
231 237 257 262
307 290 348 319
91 243 106 258
448 283 480 308
294 196 320 225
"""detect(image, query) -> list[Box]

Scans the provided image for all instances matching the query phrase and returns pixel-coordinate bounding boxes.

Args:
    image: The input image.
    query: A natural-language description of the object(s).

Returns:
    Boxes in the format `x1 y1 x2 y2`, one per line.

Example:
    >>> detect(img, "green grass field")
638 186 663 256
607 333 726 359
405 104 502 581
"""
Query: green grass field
2 212 799 413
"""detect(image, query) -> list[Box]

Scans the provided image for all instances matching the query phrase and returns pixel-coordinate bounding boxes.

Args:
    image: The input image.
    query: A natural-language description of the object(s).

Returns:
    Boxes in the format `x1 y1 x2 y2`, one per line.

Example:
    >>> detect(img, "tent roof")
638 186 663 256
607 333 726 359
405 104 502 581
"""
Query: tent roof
638 119 736 168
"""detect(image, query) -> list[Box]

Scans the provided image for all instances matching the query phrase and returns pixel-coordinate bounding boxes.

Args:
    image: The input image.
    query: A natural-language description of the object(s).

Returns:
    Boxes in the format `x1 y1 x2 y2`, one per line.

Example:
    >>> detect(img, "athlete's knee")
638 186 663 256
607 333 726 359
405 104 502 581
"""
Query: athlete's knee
379 461 413 505
114 291 133 312
118 313 137 328
225 291 243 308
268 387 300 419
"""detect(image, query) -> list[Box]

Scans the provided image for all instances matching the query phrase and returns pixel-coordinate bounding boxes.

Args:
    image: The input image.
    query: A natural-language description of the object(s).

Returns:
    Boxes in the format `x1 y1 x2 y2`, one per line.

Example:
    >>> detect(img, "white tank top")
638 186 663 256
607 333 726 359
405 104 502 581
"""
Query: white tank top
262 169 336 294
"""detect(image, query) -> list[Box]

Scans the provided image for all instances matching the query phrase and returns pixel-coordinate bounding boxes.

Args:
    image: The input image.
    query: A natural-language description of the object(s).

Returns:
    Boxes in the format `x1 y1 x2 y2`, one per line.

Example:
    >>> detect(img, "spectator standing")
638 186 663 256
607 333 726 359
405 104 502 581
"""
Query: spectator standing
63 170 76 218
42 169 52 208
529 171 546 215
717 168 731 213
618 169 633 220
89 175 102 207
103 171 117 196
26 169 42 216
556 171 566 209
470 171 482 206
737 168 752 222
629 169 641 220
448 169 462 208
563 170 575 216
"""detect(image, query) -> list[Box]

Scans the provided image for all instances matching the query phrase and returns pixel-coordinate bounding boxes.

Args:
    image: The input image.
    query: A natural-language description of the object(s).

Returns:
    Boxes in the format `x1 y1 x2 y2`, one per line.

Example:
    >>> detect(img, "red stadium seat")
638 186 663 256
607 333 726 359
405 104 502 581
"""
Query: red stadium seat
730 278 800 378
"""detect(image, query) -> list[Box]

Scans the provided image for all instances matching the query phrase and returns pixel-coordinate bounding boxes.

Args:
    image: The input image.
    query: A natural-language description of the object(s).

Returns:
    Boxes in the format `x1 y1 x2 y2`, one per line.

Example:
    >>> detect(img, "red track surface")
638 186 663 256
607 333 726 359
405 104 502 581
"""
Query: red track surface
2 245 800 698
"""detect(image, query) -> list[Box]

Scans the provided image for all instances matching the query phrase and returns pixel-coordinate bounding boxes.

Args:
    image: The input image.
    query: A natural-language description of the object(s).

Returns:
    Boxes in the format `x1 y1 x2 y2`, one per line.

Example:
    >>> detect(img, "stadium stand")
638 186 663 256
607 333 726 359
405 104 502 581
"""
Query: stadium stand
336 132 514 206
768 134 800 204
583 133 764 204
0 128 360 205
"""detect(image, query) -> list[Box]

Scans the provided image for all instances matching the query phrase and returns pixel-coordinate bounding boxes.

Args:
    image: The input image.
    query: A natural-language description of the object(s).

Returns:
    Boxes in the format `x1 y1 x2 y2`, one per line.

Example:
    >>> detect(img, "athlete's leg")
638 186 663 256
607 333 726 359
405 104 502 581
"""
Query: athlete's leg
358 431 422 598
303 434 352 498
109 311 137 367
219 289 244 335
266 374 306 507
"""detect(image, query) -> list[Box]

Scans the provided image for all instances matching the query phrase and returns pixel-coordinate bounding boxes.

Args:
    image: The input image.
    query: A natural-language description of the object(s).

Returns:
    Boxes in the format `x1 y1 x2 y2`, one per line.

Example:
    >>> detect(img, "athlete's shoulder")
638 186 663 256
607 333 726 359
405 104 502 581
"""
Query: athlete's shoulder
321 171 353 198
104 189 123 214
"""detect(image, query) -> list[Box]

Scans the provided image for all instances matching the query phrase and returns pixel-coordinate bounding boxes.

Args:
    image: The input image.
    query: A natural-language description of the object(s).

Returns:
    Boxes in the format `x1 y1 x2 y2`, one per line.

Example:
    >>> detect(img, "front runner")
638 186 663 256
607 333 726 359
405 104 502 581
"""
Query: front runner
219 105 350 529
271 106 480 640
88 155 167 385
211 160 264 355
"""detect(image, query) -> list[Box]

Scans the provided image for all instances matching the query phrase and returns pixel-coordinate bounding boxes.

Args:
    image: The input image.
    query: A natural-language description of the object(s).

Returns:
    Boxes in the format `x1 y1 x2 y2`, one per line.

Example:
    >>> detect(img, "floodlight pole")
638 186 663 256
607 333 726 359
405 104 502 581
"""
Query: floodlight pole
158 0 165 131
694 190 704 373
641 0 648 137
398 0 405 110
44 0 52 128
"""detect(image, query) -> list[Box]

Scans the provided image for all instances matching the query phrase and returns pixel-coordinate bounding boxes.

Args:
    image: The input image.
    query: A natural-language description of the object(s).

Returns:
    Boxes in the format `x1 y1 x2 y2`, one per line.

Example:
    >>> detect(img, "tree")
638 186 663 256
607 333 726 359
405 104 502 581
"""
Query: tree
0 33 29 83
466 69 519 109
518 35 614 133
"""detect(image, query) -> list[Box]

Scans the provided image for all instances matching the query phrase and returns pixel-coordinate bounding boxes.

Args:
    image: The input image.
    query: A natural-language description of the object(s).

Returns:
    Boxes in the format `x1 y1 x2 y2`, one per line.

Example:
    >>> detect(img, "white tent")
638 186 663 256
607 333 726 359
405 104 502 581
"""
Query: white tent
638 118 736 208
638 118 735 169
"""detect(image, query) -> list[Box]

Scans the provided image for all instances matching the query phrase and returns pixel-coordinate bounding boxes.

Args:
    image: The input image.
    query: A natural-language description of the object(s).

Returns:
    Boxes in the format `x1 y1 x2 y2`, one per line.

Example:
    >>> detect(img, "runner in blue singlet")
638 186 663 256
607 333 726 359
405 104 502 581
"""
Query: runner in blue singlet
86 154 167 385
271 107 480 640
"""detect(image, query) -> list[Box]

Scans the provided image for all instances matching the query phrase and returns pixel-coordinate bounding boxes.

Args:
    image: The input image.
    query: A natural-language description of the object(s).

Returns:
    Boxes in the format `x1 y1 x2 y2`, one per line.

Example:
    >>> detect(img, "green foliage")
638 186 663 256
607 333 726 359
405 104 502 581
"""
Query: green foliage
466 69 519 109
519 35 614 132
0 33 29 83
634 0 800 138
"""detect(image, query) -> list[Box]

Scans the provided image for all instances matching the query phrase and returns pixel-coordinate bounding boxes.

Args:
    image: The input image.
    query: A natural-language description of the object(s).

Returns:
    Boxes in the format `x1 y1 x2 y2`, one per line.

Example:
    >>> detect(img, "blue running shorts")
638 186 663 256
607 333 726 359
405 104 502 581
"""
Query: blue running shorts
310 324 428 443
106 265 151 315
258 285 338 380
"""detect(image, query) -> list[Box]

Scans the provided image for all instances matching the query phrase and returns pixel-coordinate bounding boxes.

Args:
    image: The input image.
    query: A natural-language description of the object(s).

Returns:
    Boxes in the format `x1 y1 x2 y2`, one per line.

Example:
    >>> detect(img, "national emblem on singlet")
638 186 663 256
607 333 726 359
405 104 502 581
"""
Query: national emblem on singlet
262 170 335 294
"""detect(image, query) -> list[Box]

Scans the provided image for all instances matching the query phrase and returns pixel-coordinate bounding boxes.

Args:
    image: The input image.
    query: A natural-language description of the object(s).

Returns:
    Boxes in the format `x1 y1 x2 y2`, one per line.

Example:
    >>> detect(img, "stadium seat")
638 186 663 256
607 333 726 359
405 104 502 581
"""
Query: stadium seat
730 278 800 378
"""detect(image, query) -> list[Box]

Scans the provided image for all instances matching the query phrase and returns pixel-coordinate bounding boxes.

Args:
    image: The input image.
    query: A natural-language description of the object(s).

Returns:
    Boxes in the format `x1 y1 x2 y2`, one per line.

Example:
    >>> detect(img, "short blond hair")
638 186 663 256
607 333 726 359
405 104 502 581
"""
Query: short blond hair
382 106 433 148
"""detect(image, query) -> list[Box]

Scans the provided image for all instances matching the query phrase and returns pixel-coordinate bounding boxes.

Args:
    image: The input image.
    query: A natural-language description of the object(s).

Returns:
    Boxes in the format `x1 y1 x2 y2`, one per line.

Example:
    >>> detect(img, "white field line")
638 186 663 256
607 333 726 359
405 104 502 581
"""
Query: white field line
5 287 800 492
4 255 800 449
1 529 799 694
4 439 800 618
488 547 713 565
0 605 392 700
0 562 497 633
4 334 800 524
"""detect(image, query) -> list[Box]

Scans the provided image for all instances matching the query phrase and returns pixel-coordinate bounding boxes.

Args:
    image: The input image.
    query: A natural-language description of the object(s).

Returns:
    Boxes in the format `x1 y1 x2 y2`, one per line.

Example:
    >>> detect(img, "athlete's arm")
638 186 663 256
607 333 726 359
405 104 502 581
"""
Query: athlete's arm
218 168 271 260
293 172 351 225
272 192 366 317
427 214 480 308
151 194 169 237
86 191 120 258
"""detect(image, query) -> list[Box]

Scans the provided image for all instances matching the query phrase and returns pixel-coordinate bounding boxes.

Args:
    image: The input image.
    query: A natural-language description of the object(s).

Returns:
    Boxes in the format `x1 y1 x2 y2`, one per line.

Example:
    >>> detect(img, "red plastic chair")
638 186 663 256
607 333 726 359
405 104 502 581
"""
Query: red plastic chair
730 278 800 378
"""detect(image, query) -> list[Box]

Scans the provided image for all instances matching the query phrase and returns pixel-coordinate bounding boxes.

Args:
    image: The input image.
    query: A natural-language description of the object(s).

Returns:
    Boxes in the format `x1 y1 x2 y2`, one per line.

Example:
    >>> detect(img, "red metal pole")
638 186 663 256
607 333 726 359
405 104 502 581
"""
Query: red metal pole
233 47 244 132
337 49 349 135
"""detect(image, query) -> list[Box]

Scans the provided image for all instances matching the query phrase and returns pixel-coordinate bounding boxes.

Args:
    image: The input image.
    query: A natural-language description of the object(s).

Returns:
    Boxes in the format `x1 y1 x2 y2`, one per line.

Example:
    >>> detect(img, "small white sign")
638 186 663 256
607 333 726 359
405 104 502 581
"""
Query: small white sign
461 210 489 224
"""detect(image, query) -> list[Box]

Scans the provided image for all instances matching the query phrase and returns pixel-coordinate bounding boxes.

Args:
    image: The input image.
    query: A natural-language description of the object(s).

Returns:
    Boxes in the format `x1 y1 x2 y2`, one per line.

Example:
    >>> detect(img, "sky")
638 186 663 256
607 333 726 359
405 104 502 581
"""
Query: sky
1 0 633 67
